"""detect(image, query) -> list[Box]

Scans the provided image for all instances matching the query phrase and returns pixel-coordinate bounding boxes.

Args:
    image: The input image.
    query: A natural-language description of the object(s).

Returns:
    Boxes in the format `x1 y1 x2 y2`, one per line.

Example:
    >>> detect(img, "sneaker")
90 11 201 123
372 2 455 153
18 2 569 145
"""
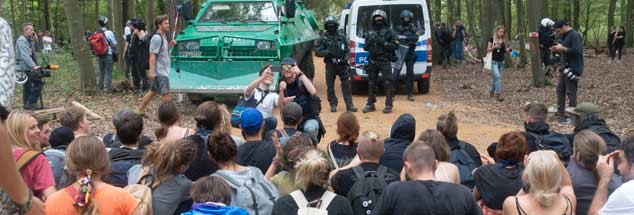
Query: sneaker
362 105 376 113
496 92 505 102
383 106 393 114
608 60 613 64
347 106 358 112
407 94 415 101
554 112 571 124
330 105 337 113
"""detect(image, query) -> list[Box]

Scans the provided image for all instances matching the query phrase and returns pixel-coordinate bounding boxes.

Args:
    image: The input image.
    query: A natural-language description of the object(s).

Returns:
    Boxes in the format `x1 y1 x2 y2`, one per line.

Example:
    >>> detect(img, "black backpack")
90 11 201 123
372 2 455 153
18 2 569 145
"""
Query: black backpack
525 131 572 162
347 166 388 215
449 142 478 189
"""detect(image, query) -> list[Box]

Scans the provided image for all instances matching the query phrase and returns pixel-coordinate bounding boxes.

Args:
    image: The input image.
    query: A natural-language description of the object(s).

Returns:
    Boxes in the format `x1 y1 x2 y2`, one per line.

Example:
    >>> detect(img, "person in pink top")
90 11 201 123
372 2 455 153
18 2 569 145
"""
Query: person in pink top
6 111 56 200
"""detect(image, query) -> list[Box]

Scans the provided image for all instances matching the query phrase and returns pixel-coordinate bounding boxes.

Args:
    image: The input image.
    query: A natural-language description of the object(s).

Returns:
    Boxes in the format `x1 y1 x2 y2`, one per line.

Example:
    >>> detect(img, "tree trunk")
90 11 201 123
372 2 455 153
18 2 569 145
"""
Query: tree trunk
21 0 27 24
480 0 504 57
467 0 482 58
627 0 634 48
527 0 546 87
63 0 97 94
448 0 455 25
429 2 441 65
434 0 441 23
551 0 558 19
504 0 512 37
125 0 135 21
608 0 617 29
572 0 580 30
53 0 60 34
146 0 154 29
9 0 17 34
456 0 461 20
43 0 51 31
106 0 113 30
96 0 99 23
516 0 528 66
564 0 572 21
112 0 125 71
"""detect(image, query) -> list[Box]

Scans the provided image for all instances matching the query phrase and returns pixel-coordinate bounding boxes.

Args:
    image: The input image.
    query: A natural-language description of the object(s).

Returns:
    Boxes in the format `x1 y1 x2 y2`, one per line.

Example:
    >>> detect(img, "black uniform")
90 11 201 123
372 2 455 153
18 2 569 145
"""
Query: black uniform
315 24 355 111
394 22 420 97
538 25 555 67
363 19 398 112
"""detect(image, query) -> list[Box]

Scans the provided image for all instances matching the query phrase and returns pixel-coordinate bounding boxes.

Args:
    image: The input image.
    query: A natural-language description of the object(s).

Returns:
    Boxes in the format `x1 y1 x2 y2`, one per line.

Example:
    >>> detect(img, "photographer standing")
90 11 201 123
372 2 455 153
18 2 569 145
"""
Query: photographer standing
539 18 556 71
551 20 583 121
130 19 150 92
15 23 43 110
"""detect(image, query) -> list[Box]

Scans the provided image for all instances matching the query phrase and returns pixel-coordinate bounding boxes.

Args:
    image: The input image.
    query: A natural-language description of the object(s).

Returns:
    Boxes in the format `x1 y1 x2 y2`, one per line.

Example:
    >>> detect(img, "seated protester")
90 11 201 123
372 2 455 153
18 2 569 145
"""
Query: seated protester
245 64 280 136
502 151 576 215
154 101 194 144
210 131 279 215
372 143 481 215
107 109 146 188
59 106 91 138
36 115 51 149
331 131 399 215
184 101 222 181
272 149 353 215
182 176 249 215
266 136 315 196
473 132 528 214
326 112 360 169
569 102 621 153
266 102 316 145
572 131 621 215
45 126 75 189
588 134 634 214
219 104 245 148
103 109 153 149
437 111 482 188
237 108 276 174
7 112 56 200
417 130 460 184
278 57 321 140
380 114 416 172
138 138 196 214
45 136 140 214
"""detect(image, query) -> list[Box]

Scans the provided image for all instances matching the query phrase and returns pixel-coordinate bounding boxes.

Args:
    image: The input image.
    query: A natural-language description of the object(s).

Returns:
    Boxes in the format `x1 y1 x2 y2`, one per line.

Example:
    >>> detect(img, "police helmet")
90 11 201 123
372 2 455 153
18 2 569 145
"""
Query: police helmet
98 16 108 27
371 9 387 21
324 16 338 28
541 18 554 27
133 19 146 31
400 10 414 20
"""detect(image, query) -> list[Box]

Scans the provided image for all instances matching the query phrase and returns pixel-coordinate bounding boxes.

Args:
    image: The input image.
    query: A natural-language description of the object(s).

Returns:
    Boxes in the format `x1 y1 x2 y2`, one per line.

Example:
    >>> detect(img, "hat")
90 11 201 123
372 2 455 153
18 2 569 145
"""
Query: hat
113 108 141 129
49 126 75 148
281 57 296 65
282 102 303 125
240 108 264 134
570 102 600 116
553 20 567 29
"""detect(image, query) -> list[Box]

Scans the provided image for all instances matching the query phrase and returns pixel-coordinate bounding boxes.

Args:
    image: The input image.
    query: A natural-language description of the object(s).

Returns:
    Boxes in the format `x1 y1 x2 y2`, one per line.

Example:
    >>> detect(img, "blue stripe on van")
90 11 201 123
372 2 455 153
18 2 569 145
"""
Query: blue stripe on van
354 50 429 65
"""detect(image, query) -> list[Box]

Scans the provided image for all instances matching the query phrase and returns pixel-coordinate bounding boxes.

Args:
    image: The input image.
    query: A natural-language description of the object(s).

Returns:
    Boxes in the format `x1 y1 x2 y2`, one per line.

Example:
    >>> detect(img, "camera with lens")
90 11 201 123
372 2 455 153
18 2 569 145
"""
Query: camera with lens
36 64 58 78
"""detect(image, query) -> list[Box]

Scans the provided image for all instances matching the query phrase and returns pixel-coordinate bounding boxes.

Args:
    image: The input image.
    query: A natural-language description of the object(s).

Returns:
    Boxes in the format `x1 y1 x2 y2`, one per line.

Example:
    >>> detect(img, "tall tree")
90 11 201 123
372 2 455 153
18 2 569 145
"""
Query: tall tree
112 0 124 71
480 0 504 56
627 0 634 48
608 0 617 28
95 0 99 23
504 0 512 36
466 0 481 58
434 0 441 23
572 0 580 30
552 0 558 19
516 0 528 66
456 0 462 20
63 0 97 94
564 0 572 21
43 0 51 31
146 0 154 29
448 0 456 25
9 0 16 34
527 0 546 87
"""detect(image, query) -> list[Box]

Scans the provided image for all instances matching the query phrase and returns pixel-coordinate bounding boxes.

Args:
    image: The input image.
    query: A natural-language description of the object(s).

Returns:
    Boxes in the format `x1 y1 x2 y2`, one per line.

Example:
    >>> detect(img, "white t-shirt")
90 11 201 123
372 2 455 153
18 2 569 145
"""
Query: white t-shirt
42 36 52 50
244 88 279 119
600 180 634 215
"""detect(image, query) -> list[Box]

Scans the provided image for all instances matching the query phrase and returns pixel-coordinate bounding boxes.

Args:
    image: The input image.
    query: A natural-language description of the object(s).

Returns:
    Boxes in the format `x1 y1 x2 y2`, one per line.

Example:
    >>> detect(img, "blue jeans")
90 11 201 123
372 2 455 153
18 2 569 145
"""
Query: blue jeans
300 119 319 140
98 54 113 92
453 41 464 60
491 60 504 94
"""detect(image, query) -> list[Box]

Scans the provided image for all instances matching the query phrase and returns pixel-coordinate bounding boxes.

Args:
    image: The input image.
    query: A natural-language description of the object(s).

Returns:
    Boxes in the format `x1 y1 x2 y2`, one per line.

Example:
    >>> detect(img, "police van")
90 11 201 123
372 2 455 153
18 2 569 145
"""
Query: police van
341 0 432 94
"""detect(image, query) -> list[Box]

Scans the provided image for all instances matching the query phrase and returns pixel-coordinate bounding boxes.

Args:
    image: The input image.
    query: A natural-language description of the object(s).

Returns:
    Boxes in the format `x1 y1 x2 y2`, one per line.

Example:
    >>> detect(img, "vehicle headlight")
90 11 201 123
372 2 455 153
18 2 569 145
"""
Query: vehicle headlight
180 40 200 50
256 40 275 50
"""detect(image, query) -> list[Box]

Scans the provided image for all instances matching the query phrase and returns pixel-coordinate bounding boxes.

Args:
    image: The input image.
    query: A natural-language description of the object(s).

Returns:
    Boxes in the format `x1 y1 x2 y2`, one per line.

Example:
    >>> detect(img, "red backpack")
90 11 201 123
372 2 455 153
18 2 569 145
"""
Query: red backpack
89 31 111 56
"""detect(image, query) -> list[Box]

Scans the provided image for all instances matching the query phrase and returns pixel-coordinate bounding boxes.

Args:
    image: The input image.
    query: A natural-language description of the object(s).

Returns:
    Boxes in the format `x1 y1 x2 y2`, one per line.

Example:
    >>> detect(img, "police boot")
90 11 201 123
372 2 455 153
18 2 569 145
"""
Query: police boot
362 105 376 113
383 106 393 114
407 93 415 101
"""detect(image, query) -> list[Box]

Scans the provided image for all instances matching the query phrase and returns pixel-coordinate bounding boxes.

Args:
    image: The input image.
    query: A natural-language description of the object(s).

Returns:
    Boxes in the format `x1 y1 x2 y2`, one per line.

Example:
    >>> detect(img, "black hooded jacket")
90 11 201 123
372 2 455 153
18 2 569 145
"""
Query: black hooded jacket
523 121 551 152
446 137 483 167
571 113 621 153
380 114 416 172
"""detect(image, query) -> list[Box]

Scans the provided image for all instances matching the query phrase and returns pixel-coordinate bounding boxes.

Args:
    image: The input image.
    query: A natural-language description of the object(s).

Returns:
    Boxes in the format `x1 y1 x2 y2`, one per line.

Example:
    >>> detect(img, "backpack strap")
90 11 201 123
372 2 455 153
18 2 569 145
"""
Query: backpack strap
318 191 337 210
351 166 365 180
327 142 339 169
16 150 42 170
249 166 277 202
278 128 289 137
244 179 260 215
255 88 269 106
376 165 388 179
290 190 309 209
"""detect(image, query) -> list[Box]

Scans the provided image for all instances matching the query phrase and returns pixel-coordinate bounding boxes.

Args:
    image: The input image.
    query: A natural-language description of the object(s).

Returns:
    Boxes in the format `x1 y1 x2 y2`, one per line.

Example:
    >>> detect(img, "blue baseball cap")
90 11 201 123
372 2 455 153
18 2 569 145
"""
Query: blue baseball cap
240 108 263 134
281 57 296 65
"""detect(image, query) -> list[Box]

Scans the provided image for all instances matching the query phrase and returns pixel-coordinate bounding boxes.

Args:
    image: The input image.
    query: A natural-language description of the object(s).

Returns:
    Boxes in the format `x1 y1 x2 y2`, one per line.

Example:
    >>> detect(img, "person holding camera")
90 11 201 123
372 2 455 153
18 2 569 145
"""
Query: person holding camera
551 20 583 121
16 22 43 110
487 25 511 102
129 19 150 92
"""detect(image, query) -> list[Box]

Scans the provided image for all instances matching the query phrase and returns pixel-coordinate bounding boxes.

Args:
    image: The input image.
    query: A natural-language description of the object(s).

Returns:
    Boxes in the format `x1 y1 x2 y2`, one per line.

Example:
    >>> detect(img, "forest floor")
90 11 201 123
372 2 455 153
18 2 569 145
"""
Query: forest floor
14 50 634 153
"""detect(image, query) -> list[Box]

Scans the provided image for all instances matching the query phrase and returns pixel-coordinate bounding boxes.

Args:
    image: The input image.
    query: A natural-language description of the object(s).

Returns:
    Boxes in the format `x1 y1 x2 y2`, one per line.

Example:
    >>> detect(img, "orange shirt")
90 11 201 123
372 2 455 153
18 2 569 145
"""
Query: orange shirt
45 183 139 215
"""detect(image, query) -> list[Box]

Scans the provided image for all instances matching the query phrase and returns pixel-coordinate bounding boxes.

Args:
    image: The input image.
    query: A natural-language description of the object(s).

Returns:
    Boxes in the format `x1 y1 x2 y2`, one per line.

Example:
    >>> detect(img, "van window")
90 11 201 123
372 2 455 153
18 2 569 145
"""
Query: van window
356 4 425 38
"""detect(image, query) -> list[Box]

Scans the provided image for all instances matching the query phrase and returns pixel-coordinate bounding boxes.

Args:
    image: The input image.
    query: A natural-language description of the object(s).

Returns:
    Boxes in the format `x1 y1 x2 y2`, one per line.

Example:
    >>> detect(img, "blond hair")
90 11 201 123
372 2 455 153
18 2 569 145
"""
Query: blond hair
295 149 329 190
493 25 507 43
573 130 607 169
6 112 39 151
525 151 562 207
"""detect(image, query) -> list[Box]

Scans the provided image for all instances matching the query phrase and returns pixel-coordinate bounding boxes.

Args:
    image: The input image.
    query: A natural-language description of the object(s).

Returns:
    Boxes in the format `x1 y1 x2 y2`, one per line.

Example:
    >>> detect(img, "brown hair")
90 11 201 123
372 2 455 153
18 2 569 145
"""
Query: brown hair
336 112 360 145
437 111 458 139
357 131 385 161
207 131 237 163
60 106 86 131
524 103 548 122
190 176 232 204
573 130 606 169
36 115 50 129
142 139 195 179
418 129 450 162
295 149 330 190
154 14 169 28
495 132 528 164
66 136 110 215
279 136 314 171
195 101 223 130
156 101 181 140
404 142 436 173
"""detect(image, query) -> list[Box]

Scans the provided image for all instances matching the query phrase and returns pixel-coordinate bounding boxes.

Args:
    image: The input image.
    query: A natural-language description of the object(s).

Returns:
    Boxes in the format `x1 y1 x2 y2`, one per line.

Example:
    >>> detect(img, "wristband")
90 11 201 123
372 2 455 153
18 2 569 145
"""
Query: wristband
13 189 33 214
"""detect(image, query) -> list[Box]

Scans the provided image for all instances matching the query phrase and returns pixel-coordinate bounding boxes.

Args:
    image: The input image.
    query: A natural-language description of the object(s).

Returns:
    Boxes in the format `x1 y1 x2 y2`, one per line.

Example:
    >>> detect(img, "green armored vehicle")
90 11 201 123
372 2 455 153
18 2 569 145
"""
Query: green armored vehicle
170 0 320 98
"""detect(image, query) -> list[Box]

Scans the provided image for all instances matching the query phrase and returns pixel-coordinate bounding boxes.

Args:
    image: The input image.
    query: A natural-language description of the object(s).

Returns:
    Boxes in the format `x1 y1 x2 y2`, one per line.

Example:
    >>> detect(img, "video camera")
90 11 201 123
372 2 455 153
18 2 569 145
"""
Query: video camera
37 64 58 78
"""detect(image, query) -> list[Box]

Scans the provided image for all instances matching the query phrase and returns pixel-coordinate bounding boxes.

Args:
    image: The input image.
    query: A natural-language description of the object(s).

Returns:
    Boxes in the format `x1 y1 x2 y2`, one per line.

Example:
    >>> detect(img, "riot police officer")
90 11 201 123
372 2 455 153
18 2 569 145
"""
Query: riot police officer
315 16 357 113
362 9 398 114
394 9 421 102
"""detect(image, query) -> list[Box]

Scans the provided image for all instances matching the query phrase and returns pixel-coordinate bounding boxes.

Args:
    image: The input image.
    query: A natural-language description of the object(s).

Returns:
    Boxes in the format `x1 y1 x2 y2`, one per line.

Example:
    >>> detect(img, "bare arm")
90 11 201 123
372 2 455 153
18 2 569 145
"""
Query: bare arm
588 154 616 215
245 68 270 98
148 53 156 80
299 74 317 96
487 41 495 52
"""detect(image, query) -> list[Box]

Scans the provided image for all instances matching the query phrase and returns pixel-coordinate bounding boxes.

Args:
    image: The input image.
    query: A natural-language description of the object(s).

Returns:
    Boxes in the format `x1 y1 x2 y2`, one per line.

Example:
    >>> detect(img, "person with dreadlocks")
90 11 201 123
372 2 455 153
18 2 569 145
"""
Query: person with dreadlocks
45 136 140 215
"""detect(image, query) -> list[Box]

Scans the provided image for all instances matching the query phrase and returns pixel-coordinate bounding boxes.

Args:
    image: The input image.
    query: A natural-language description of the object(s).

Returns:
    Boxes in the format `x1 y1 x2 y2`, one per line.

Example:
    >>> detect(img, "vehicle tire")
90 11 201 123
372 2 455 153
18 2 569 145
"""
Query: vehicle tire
417 78 430 94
